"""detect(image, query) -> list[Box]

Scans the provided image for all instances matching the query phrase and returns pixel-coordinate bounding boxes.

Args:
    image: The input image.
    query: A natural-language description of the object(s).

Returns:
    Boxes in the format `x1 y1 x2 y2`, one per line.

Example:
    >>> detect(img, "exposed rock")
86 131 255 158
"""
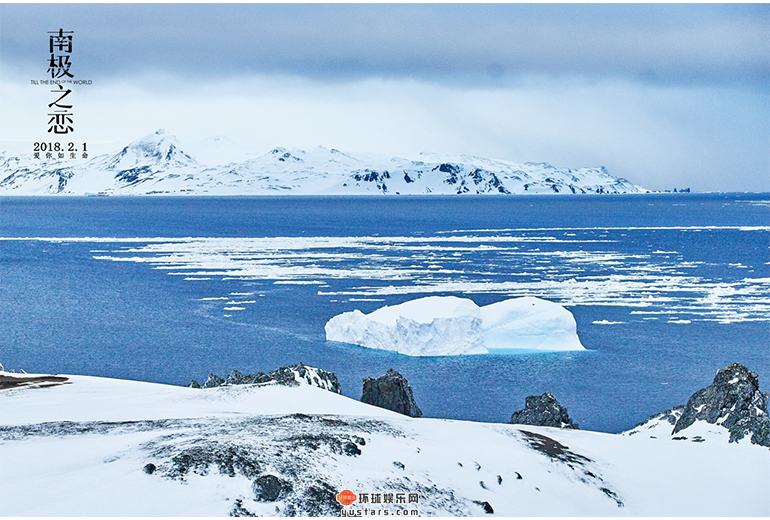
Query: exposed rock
510 393 579 429
0 374 69 390
342 441 361 456
224 369 270 386
624 405 684 438
230 498 257 517
170 444 261 479
191 363 341 393
361 369 422 417
143 463 156 474
268 363 341 393
188 380 201 389
252 474 292 502
473 500 494 514
672 363 769 447
202 374 225 389
292 481 342 516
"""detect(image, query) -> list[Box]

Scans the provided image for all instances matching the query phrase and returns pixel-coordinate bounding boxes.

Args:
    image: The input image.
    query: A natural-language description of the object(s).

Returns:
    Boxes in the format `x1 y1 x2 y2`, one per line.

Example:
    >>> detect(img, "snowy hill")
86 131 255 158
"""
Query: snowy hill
0 130 647 196
0 367 766 516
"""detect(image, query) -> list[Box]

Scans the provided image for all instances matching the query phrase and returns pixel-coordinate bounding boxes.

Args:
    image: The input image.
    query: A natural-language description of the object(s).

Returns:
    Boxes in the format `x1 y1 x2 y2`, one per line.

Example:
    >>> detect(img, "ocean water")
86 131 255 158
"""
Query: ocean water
1 193 768 433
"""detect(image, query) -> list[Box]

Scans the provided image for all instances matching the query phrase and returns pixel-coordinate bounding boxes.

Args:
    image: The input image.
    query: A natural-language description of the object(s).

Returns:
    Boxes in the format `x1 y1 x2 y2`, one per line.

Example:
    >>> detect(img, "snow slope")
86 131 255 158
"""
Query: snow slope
0 130 647 195
325 296 585 356
0 370 767 517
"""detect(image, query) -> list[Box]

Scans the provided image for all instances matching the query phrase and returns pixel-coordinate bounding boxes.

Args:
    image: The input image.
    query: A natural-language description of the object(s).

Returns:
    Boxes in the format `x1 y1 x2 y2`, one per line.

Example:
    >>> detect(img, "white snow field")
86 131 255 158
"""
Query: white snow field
325 296 585 356
0 370 767 517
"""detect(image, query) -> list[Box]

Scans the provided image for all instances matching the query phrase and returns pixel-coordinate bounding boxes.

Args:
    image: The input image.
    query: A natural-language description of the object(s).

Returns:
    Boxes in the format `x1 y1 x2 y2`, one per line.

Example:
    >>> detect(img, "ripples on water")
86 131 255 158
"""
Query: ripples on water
0 193 767 432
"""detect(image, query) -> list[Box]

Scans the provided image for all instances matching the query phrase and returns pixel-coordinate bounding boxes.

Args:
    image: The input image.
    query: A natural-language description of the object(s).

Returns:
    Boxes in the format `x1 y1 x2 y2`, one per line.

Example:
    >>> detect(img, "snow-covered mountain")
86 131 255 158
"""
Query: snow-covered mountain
0 130 647 196
0 363 767 516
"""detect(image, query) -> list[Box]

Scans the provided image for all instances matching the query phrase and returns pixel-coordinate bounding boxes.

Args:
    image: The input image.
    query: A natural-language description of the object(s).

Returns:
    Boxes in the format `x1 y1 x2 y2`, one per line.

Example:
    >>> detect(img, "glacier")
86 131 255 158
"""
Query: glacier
324 296 586 356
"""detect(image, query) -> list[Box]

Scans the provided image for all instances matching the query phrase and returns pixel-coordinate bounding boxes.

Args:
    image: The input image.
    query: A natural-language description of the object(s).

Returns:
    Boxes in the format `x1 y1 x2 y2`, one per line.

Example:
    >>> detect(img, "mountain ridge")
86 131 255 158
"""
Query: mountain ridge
0 129 648 196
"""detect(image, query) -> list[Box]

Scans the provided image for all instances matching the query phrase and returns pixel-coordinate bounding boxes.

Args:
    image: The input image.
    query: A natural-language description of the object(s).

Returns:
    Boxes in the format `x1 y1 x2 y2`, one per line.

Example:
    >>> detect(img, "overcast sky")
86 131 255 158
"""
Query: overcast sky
1 3 768 191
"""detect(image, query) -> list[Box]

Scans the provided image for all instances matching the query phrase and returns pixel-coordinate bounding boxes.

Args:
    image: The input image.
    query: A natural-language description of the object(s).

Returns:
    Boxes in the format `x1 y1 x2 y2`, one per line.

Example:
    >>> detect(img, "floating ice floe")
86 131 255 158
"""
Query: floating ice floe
324 295 585 356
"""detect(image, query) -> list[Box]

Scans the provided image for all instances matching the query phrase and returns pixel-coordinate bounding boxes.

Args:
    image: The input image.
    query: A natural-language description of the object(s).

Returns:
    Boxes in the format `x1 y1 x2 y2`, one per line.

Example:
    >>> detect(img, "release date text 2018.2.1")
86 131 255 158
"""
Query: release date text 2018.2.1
33 141 88 160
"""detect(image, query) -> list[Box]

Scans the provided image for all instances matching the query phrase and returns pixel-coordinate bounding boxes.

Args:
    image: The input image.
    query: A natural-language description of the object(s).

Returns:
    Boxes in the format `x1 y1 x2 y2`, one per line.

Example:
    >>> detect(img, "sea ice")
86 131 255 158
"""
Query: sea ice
325 295 585 356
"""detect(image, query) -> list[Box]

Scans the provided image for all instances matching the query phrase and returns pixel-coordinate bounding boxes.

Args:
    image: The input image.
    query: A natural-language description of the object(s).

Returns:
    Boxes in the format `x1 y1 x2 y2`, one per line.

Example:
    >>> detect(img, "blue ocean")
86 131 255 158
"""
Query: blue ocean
1 194 768 432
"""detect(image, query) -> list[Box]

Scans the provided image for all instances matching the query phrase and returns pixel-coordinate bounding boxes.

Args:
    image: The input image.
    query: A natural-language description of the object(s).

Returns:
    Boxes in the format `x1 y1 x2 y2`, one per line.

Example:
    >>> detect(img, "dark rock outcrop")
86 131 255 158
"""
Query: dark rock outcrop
672 363 769 447
252 474 292 502
269 363 341 393
191 363 340 393
202 373 225 389
293 481 342 516
473 500 494 514
361 369 422 417
509 393 579 429
169 444 262 479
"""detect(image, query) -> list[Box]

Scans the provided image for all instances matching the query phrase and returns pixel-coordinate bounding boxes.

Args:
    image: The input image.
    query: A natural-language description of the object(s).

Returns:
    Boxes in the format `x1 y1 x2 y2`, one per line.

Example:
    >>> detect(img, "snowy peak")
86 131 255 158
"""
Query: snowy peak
104 129 198 173
0 131 649 195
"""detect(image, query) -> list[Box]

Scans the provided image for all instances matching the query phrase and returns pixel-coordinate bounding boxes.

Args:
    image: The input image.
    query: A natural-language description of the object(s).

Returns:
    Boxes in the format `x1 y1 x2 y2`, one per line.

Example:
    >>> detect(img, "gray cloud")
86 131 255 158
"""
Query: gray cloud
1 4 767 192
1 4 768 87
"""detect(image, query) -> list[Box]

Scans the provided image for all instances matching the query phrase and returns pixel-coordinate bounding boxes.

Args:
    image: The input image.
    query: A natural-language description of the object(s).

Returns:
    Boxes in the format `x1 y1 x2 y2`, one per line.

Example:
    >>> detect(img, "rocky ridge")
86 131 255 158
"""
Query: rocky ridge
672 363 769 446
189 362 341 394
361 369 423 418
0 130 647 195
509 393 579 429
626 363 769 447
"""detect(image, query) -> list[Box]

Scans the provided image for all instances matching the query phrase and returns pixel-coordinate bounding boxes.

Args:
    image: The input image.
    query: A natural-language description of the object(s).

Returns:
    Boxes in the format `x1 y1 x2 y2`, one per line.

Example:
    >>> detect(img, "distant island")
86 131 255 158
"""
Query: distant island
0 129 650 196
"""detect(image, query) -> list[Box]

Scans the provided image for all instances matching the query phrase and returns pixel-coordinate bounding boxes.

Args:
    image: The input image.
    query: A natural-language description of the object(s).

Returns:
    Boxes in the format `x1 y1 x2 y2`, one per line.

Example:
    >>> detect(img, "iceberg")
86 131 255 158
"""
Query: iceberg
325 296 486 356
482 296 585 352
325 295 585 356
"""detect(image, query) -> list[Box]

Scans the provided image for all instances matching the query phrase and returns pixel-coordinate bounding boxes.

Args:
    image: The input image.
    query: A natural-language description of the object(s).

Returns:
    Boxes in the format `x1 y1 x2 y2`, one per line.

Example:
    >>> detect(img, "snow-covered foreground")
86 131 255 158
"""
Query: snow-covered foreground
0 370 768 517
